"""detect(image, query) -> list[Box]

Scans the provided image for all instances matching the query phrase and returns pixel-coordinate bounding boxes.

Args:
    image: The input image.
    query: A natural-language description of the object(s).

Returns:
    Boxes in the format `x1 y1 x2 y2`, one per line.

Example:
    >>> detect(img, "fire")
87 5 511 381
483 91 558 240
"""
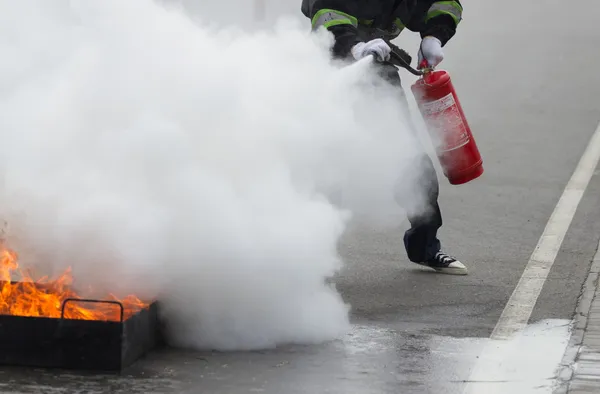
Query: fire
0 247 149 322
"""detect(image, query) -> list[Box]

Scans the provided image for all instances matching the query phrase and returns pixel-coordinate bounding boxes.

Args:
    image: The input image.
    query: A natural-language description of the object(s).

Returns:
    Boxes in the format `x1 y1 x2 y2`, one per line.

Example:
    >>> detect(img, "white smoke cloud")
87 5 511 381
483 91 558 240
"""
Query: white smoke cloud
0 0 430 350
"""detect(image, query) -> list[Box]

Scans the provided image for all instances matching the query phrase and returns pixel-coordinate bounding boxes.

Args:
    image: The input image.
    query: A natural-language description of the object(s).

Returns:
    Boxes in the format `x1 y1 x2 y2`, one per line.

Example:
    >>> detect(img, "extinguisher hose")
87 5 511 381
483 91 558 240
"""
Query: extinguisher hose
389 51 424 76
369 46 424 76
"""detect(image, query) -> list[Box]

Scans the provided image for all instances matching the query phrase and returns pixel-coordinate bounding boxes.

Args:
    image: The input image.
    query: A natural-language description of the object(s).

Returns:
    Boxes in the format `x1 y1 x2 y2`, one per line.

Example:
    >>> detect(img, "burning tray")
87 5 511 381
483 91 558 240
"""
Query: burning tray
0 287 160 372
0 246 161 372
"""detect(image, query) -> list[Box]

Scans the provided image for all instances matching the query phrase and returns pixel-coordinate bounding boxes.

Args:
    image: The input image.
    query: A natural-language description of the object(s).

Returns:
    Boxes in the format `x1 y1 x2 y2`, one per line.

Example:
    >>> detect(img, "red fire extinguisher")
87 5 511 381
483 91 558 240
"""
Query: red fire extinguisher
410 63 483 185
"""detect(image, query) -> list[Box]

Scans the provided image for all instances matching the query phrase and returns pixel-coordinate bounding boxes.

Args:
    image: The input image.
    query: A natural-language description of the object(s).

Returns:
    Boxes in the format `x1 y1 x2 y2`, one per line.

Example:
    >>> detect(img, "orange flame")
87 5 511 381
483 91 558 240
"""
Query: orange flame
0 248 149 322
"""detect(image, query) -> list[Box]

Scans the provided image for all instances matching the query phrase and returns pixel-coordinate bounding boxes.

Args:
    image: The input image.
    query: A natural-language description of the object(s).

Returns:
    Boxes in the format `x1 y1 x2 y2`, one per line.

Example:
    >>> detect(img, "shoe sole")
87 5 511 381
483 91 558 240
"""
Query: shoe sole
413 262 469 275
431 266 468 275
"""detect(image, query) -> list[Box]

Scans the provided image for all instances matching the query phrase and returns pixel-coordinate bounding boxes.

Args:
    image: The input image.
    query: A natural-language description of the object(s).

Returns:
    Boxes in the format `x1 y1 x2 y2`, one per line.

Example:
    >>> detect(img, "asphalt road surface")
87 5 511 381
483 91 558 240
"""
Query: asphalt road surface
3 1 600 393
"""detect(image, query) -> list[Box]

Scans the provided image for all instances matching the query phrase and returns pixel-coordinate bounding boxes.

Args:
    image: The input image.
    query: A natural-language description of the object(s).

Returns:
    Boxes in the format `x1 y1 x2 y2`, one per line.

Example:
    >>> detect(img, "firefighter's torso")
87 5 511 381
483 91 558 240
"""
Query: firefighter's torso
302 0 420 40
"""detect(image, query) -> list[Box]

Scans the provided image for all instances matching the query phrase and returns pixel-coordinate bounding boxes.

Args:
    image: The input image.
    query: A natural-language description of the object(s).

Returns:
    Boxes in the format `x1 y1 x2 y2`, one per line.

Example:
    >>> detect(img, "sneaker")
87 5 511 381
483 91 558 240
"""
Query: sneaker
417 251 468 275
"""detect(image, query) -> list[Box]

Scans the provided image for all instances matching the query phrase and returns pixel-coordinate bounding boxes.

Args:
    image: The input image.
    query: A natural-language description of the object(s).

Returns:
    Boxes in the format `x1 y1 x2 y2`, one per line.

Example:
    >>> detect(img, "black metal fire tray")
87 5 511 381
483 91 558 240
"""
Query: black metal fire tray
0 295 160 372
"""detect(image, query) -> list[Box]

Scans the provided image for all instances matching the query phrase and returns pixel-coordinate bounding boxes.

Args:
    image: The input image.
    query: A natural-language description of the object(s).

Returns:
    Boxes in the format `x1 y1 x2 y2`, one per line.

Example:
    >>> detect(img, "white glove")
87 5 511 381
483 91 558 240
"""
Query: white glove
351 38 391 62
417 36 444 69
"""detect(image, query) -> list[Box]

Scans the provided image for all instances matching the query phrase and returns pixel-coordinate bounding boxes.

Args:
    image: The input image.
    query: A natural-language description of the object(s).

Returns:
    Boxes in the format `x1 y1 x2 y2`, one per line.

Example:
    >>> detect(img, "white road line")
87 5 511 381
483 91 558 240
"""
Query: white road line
491 121 600 340
463 121 600 393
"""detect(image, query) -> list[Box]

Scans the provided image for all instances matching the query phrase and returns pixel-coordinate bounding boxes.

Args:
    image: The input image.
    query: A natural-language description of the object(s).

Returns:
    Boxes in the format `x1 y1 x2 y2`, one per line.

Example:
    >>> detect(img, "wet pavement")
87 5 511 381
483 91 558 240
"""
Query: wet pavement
0 319 573 394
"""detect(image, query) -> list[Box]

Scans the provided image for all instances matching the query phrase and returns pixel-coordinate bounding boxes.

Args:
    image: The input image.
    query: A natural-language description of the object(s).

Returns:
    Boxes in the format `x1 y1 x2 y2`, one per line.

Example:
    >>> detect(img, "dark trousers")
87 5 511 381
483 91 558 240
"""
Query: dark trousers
374 63 443 263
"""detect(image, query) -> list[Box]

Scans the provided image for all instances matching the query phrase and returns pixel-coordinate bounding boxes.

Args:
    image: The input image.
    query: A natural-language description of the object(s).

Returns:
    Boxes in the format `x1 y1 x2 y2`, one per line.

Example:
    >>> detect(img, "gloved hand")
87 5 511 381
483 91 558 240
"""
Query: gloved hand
351 38 391 62
417 36 444 69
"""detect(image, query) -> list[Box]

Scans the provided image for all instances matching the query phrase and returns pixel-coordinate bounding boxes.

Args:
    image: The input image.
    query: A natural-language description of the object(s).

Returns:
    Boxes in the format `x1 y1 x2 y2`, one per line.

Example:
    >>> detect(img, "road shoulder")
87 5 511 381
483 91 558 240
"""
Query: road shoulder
554 240 600 393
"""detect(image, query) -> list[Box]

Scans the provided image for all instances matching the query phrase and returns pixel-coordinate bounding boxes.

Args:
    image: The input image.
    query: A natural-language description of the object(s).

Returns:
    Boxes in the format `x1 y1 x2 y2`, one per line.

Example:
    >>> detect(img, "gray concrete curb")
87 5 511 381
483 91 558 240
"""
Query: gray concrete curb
554 240 600 394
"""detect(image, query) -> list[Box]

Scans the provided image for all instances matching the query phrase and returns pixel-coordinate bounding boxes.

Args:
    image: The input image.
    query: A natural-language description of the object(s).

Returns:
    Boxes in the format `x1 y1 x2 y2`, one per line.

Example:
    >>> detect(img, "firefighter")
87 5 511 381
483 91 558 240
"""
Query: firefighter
301 0 468 275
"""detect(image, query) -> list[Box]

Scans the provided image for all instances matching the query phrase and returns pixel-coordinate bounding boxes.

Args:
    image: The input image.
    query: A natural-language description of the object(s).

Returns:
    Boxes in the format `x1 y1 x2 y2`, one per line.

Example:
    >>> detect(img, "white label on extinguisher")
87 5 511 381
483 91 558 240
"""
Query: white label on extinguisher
420 92 470 152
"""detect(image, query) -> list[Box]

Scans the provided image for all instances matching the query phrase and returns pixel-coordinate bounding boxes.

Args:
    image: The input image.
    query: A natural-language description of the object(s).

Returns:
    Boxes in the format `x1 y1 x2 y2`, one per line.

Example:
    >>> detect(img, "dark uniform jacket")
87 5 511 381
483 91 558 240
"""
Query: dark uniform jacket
301 0 463 59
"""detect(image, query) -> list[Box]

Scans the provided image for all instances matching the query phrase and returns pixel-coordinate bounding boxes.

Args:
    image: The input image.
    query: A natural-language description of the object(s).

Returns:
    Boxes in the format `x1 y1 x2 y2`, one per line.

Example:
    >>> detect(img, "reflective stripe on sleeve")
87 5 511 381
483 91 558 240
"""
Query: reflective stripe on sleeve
311 9 358 30
426 1 463 25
